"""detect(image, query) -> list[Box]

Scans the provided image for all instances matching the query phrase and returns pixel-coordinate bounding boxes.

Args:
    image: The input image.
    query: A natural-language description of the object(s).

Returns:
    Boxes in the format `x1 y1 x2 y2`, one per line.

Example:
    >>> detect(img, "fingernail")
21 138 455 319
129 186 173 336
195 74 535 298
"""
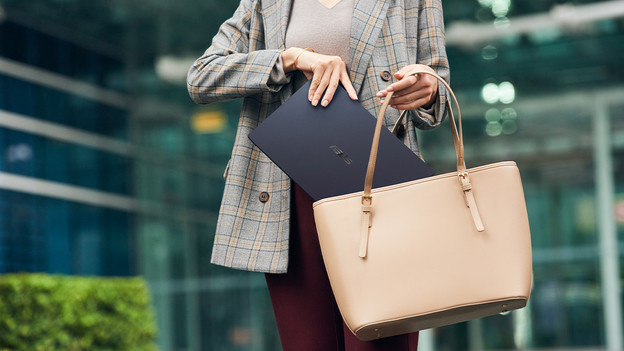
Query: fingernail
312 99 318 106
321 99 329 107
309 95 312 101
376 92 383 97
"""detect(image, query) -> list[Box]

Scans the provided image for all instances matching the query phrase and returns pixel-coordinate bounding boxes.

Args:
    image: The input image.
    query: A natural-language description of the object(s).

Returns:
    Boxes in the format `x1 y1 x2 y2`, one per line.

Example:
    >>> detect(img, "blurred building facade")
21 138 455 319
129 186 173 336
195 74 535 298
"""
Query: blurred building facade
0 0 622 350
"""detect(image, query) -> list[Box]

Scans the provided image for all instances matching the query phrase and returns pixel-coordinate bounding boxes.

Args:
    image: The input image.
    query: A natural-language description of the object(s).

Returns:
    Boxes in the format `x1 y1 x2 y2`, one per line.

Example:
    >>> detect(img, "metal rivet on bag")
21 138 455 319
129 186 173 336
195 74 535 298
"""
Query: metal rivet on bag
258 192 270 203
380 71 392 81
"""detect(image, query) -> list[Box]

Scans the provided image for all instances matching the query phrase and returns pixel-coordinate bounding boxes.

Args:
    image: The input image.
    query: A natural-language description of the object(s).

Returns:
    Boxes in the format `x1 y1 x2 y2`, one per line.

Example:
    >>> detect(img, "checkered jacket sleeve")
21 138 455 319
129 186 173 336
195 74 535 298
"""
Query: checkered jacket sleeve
186 0 284 104
411 0 450 130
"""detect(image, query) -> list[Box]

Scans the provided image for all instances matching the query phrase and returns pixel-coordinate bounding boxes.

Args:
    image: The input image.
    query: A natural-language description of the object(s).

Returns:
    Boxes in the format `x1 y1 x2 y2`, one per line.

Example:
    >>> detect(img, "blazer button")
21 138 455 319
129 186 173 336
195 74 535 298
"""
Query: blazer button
380 71 392 82
258 192 270 203
396 124 406 137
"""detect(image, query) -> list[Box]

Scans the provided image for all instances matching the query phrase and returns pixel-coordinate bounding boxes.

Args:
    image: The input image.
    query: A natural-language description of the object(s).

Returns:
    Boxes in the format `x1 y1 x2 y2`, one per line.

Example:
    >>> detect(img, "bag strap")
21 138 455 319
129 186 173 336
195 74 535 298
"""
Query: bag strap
363 70 465 196
358 71 484 258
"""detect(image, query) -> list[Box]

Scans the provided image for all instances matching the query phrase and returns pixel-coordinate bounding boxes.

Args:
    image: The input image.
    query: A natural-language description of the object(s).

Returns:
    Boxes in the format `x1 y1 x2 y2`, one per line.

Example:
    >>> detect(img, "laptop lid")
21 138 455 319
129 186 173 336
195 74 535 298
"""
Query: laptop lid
248 80 434 201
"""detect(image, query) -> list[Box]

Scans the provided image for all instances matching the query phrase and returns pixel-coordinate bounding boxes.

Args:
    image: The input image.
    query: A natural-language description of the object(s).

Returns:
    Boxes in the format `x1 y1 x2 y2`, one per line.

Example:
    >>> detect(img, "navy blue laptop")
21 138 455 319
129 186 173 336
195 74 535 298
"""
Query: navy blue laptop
249 80 434 201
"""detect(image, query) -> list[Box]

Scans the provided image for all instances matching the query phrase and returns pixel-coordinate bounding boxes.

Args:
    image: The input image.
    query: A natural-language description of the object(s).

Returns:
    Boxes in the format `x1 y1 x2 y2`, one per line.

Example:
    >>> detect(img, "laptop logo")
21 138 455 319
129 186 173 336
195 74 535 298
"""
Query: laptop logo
329 145 352 165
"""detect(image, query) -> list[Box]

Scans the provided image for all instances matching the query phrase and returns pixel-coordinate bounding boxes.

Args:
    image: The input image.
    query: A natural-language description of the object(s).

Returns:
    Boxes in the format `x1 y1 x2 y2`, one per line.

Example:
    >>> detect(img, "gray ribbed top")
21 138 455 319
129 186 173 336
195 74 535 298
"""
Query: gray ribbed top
285 0 354 69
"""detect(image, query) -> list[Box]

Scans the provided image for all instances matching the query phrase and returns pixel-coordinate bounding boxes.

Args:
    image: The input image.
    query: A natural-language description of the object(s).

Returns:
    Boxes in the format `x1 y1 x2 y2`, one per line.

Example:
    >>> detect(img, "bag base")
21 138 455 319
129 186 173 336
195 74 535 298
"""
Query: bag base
354 297 527 341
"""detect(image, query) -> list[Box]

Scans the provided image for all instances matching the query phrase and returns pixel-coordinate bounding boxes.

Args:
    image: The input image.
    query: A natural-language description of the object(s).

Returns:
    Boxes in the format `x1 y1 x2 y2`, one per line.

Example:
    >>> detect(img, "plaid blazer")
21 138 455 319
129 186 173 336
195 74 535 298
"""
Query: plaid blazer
187 0 449 273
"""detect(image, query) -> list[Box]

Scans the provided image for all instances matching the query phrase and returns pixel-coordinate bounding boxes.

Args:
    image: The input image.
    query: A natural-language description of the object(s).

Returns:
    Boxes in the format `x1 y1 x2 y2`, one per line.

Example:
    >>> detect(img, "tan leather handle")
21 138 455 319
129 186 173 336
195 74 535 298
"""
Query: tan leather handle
358 73 483 258
363 70 465 200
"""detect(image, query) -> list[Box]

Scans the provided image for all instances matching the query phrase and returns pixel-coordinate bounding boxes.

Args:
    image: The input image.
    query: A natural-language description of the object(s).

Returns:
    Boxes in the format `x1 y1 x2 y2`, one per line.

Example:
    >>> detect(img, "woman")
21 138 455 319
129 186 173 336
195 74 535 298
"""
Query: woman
187 0 449 349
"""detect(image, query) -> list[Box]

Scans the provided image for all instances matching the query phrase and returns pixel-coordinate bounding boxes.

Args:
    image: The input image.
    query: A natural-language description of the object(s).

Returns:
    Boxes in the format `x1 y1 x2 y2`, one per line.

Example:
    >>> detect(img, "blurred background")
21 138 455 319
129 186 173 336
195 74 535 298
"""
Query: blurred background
0 0 622 350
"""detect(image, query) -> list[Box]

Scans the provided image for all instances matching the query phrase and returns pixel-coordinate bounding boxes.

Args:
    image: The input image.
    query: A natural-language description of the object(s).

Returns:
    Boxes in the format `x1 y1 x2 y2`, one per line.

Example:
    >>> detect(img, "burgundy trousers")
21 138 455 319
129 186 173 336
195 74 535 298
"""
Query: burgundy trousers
265 184 419 351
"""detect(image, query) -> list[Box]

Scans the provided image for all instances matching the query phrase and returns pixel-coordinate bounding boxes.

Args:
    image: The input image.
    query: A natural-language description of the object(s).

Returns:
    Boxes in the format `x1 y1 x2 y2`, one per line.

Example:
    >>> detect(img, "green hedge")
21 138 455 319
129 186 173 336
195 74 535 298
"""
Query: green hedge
0 274 158 351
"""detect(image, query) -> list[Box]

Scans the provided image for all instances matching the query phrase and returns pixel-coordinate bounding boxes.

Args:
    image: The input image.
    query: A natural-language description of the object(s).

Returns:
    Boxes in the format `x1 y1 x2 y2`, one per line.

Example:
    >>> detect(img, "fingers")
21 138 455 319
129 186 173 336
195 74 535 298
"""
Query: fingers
377 63 437 97
389 89 429 106
386 75 418 93
376 75 418 99
377 72 438 110
390 76 435 100
375 64 440 110
320 70 341 107
310 68 332 106
341 71 358 101
305 55 356 106
390 92 430 110
391 95 432 110
393 65 414 80
390 79 438 109
308 64 324 103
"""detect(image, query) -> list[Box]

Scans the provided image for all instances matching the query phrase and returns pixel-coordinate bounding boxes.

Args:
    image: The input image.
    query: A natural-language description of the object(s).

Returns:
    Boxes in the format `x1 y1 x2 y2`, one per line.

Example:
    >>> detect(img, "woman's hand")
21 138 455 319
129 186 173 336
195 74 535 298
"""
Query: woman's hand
282 47 358 107
376 64 438 110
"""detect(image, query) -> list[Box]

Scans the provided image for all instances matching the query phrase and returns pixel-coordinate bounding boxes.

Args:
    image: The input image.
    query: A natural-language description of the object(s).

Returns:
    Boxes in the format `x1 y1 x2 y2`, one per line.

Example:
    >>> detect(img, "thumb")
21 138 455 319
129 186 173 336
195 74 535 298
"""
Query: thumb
394 66 411 79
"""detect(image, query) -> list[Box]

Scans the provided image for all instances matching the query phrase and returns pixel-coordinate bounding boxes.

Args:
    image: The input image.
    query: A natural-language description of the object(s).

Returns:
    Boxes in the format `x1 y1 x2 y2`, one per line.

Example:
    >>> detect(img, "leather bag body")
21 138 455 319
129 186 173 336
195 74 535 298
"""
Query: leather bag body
312 71 533 341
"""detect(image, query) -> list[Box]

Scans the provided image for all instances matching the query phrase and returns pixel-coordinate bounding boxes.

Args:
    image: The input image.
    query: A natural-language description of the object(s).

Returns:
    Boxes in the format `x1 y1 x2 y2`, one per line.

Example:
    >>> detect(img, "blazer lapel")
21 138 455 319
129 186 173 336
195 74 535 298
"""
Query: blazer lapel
262 0 292 50
262 0 295 102
349 0 390 93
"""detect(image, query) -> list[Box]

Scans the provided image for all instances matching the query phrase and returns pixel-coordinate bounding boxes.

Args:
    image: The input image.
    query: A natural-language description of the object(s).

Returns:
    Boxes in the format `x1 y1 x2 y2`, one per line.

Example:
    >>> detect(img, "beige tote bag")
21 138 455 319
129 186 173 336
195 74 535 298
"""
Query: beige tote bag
313 71 533 341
